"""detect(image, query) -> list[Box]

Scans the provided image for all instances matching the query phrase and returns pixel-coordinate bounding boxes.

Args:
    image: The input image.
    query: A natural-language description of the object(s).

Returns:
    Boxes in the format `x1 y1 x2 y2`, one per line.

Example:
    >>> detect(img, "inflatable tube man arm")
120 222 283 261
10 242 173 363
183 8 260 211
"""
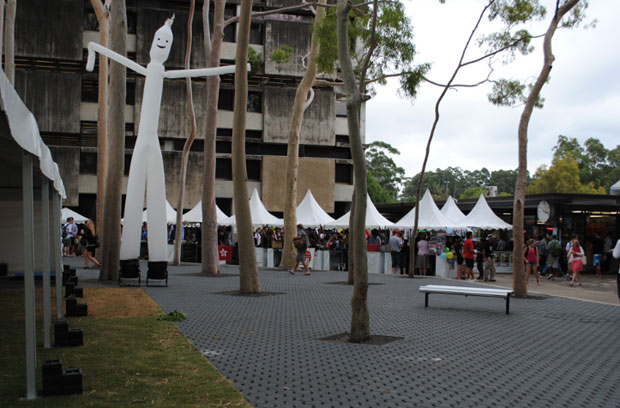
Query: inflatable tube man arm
164 63 251 79
86 42 148 76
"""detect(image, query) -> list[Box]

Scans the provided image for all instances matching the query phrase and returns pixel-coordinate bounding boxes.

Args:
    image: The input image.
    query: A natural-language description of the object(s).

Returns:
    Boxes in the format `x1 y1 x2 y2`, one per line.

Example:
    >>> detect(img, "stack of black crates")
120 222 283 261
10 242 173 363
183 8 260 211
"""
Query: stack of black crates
54 321 83 347
42 358 83 396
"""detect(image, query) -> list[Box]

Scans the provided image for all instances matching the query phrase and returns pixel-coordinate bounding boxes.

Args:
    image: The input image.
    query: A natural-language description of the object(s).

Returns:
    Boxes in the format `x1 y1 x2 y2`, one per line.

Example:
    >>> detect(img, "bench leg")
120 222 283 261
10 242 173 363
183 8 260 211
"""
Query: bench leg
425 292 429 308
506 295 510 314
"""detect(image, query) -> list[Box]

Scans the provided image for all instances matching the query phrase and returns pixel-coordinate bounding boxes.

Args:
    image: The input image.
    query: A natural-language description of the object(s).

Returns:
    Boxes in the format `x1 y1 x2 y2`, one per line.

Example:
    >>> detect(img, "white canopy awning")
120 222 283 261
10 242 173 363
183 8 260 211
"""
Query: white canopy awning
395 190 457 229
142 200 178 224
61 207 89 223
611 180 620 196
326 194 394 229
440 195 467 224
226 189 284 227
182 200 231 225
296 190 335 227
460 194 512 230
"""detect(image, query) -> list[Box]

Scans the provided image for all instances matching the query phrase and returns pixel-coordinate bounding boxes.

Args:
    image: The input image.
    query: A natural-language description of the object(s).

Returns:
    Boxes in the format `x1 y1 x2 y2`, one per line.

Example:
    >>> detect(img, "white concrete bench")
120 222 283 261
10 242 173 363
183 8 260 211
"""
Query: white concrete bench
419 285 515 314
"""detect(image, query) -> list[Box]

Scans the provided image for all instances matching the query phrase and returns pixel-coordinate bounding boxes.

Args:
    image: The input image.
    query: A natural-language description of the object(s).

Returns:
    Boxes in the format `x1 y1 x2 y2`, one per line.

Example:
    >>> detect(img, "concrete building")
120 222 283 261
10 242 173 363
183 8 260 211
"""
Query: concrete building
13 0 360 220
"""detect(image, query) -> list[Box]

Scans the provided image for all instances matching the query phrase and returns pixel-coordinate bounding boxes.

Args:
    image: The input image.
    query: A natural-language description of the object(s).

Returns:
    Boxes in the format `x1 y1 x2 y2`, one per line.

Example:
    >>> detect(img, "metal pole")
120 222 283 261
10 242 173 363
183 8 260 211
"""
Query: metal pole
22 152 37 400
41 177 51 348
52 193 63 319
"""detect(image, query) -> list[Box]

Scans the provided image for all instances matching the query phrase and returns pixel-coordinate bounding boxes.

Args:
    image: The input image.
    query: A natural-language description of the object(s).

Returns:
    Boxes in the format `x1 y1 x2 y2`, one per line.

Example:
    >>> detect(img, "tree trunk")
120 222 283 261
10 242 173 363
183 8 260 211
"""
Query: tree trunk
512 0 580 298
280 1 326 270
347 193 355 284
337 0 369 343
3 0 16 83
101 0 127 281
233 0 259 294
174 0 198 266
201 0 227 276
90 0 110 258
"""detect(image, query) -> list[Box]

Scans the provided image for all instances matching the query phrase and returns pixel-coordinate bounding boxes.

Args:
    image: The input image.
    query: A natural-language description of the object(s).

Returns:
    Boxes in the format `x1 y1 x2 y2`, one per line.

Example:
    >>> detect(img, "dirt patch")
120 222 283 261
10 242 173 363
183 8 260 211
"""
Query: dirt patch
84 287 161 318
320 332 404 345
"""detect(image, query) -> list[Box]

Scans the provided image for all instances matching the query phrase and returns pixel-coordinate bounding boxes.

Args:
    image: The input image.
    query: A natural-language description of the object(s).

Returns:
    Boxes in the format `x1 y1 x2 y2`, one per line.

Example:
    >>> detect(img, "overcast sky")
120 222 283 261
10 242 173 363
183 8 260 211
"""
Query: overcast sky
365 0 620 178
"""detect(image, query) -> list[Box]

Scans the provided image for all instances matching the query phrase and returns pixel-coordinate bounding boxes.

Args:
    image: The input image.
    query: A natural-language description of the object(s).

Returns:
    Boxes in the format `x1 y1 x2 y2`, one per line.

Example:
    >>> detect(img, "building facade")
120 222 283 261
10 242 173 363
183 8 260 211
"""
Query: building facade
13 0 360 220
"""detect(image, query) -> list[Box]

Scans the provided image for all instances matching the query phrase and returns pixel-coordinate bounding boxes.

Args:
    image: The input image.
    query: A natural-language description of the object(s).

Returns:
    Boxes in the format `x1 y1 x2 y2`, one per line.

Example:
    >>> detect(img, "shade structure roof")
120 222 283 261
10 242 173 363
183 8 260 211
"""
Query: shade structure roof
226 189 284 227
611 180 620 195
61 207 89 223
460 194 513 230
326 194 394 229
395 190 457 229
295 190 335 227
440 196 467 224
181 200 231 224
142 200 178 224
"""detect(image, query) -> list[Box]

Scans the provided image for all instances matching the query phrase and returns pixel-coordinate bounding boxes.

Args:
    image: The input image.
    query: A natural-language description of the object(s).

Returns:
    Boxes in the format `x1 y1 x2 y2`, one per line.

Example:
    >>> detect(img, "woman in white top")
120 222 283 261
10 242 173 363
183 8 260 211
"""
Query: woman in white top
416 233 430 276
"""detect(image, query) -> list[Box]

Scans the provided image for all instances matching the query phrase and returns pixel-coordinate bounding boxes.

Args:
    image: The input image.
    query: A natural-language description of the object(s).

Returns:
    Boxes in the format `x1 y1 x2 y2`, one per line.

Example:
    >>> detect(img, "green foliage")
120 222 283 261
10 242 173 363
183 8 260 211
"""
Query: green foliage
157 310 188 321
248 46 264 72
460 186 487 200
488 0 546 24
316 1 423 97
365 141 405 201
528 152 606 194
368 173 394 204
270 45 293 64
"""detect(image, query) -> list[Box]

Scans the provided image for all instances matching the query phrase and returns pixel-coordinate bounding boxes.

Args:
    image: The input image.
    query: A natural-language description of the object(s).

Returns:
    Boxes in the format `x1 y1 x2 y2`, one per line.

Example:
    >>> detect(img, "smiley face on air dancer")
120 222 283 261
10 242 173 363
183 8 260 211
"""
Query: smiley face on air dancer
86 16 243 276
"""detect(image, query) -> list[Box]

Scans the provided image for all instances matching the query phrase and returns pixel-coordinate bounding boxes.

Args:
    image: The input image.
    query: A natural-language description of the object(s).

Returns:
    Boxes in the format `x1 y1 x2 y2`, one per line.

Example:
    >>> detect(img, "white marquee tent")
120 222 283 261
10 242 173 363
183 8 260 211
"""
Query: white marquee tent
611 180 620 195
326 194 394 229
141 200 178 224
226 189 284 227
1 68 66 399
440 196 467 225
460 194 512 230
296 190 335 227
182 200 231 224
61 207 89 223
395 190 458 229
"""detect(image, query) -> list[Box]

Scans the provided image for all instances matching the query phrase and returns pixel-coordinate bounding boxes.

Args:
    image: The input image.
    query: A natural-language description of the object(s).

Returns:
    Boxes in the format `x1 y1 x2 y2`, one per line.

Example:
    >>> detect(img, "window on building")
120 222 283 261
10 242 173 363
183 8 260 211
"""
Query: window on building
247 91 262 113
216 158 233 180
335 163 353 184
246 159 261 181
246 130 262 140
224 5 236 42
336 134 350 144
217 128 233 137
250 23 263 45
218 89 234 111
80 152 97 174
216 197 233 216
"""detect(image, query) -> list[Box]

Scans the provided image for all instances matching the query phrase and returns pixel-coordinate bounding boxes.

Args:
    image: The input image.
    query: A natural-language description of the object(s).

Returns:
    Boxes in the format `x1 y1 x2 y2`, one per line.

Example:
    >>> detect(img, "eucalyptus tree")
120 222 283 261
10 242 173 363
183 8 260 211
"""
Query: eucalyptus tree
332 0 425 342
101 0 127 281
89 0 111 253
487 0 589 297
280 0 328 270
173 0 198 266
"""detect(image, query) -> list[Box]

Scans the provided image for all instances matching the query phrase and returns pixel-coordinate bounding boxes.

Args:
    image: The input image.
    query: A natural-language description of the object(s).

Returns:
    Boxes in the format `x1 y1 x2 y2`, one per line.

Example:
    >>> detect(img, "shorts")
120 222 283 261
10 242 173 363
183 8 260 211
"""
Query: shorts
593 254 603 266
391 252 402 268
296 249 306 263
465 258 474 268
547 256 559 268
63 237 74 247
415 254 429 269
525 262 536 267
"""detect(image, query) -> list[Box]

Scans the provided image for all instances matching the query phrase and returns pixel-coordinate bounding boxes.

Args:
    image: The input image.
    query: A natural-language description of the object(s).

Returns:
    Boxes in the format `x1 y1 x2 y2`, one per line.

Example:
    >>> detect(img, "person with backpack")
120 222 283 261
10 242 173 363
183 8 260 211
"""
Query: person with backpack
289 224 310 275
545 234 563 279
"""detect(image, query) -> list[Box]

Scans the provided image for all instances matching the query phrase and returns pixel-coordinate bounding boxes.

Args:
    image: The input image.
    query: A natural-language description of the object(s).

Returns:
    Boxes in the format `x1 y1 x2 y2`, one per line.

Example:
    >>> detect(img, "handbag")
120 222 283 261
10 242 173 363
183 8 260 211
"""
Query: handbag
581 255 587 265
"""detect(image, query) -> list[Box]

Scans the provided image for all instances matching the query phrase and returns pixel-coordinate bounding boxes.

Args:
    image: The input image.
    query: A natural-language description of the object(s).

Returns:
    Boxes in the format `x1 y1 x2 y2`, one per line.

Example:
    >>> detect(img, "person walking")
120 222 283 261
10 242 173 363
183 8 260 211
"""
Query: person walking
453 239 464 280
569 239 585 287
524 238 540 286
545 235 563 279
63 217 78 257
416 233 430 276
483 234 496 282
612 237 620 300
81 220 101 269
591 231 604 278
463 231 476 281
289 224 310 275
389 230 404 275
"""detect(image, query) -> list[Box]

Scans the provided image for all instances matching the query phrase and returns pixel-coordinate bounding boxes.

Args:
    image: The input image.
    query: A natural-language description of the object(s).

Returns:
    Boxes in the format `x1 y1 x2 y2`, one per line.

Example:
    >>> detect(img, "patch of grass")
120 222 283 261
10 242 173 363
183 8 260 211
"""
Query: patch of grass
0 287 249 407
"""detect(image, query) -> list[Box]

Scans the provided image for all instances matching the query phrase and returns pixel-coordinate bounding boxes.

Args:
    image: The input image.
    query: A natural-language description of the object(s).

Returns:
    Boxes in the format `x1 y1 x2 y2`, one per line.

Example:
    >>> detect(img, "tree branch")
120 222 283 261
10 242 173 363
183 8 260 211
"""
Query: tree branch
224 2 322 27
461 33 544 67
358 0 379 94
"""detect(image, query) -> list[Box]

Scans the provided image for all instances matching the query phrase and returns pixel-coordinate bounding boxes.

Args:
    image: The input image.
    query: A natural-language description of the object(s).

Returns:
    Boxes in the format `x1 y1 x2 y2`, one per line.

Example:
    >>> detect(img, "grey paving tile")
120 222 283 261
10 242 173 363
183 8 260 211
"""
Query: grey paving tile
142 264 620 408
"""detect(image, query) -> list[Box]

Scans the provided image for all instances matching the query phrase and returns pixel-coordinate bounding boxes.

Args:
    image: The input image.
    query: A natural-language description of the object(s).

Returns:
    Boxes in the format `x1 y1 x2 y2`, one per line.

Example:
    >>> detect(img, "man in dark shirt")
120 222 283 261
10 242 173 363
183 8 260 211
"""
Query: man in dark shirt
592 231 604 278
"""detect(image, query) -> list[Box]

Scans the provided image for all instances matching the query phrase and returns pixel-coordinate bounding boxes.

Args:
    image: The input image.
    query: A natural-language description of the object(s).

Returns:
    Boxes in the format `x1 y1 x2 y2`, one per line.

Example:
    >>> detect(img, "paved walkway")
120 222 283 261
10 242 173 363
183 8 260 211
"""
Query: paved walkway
120 262 619 408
